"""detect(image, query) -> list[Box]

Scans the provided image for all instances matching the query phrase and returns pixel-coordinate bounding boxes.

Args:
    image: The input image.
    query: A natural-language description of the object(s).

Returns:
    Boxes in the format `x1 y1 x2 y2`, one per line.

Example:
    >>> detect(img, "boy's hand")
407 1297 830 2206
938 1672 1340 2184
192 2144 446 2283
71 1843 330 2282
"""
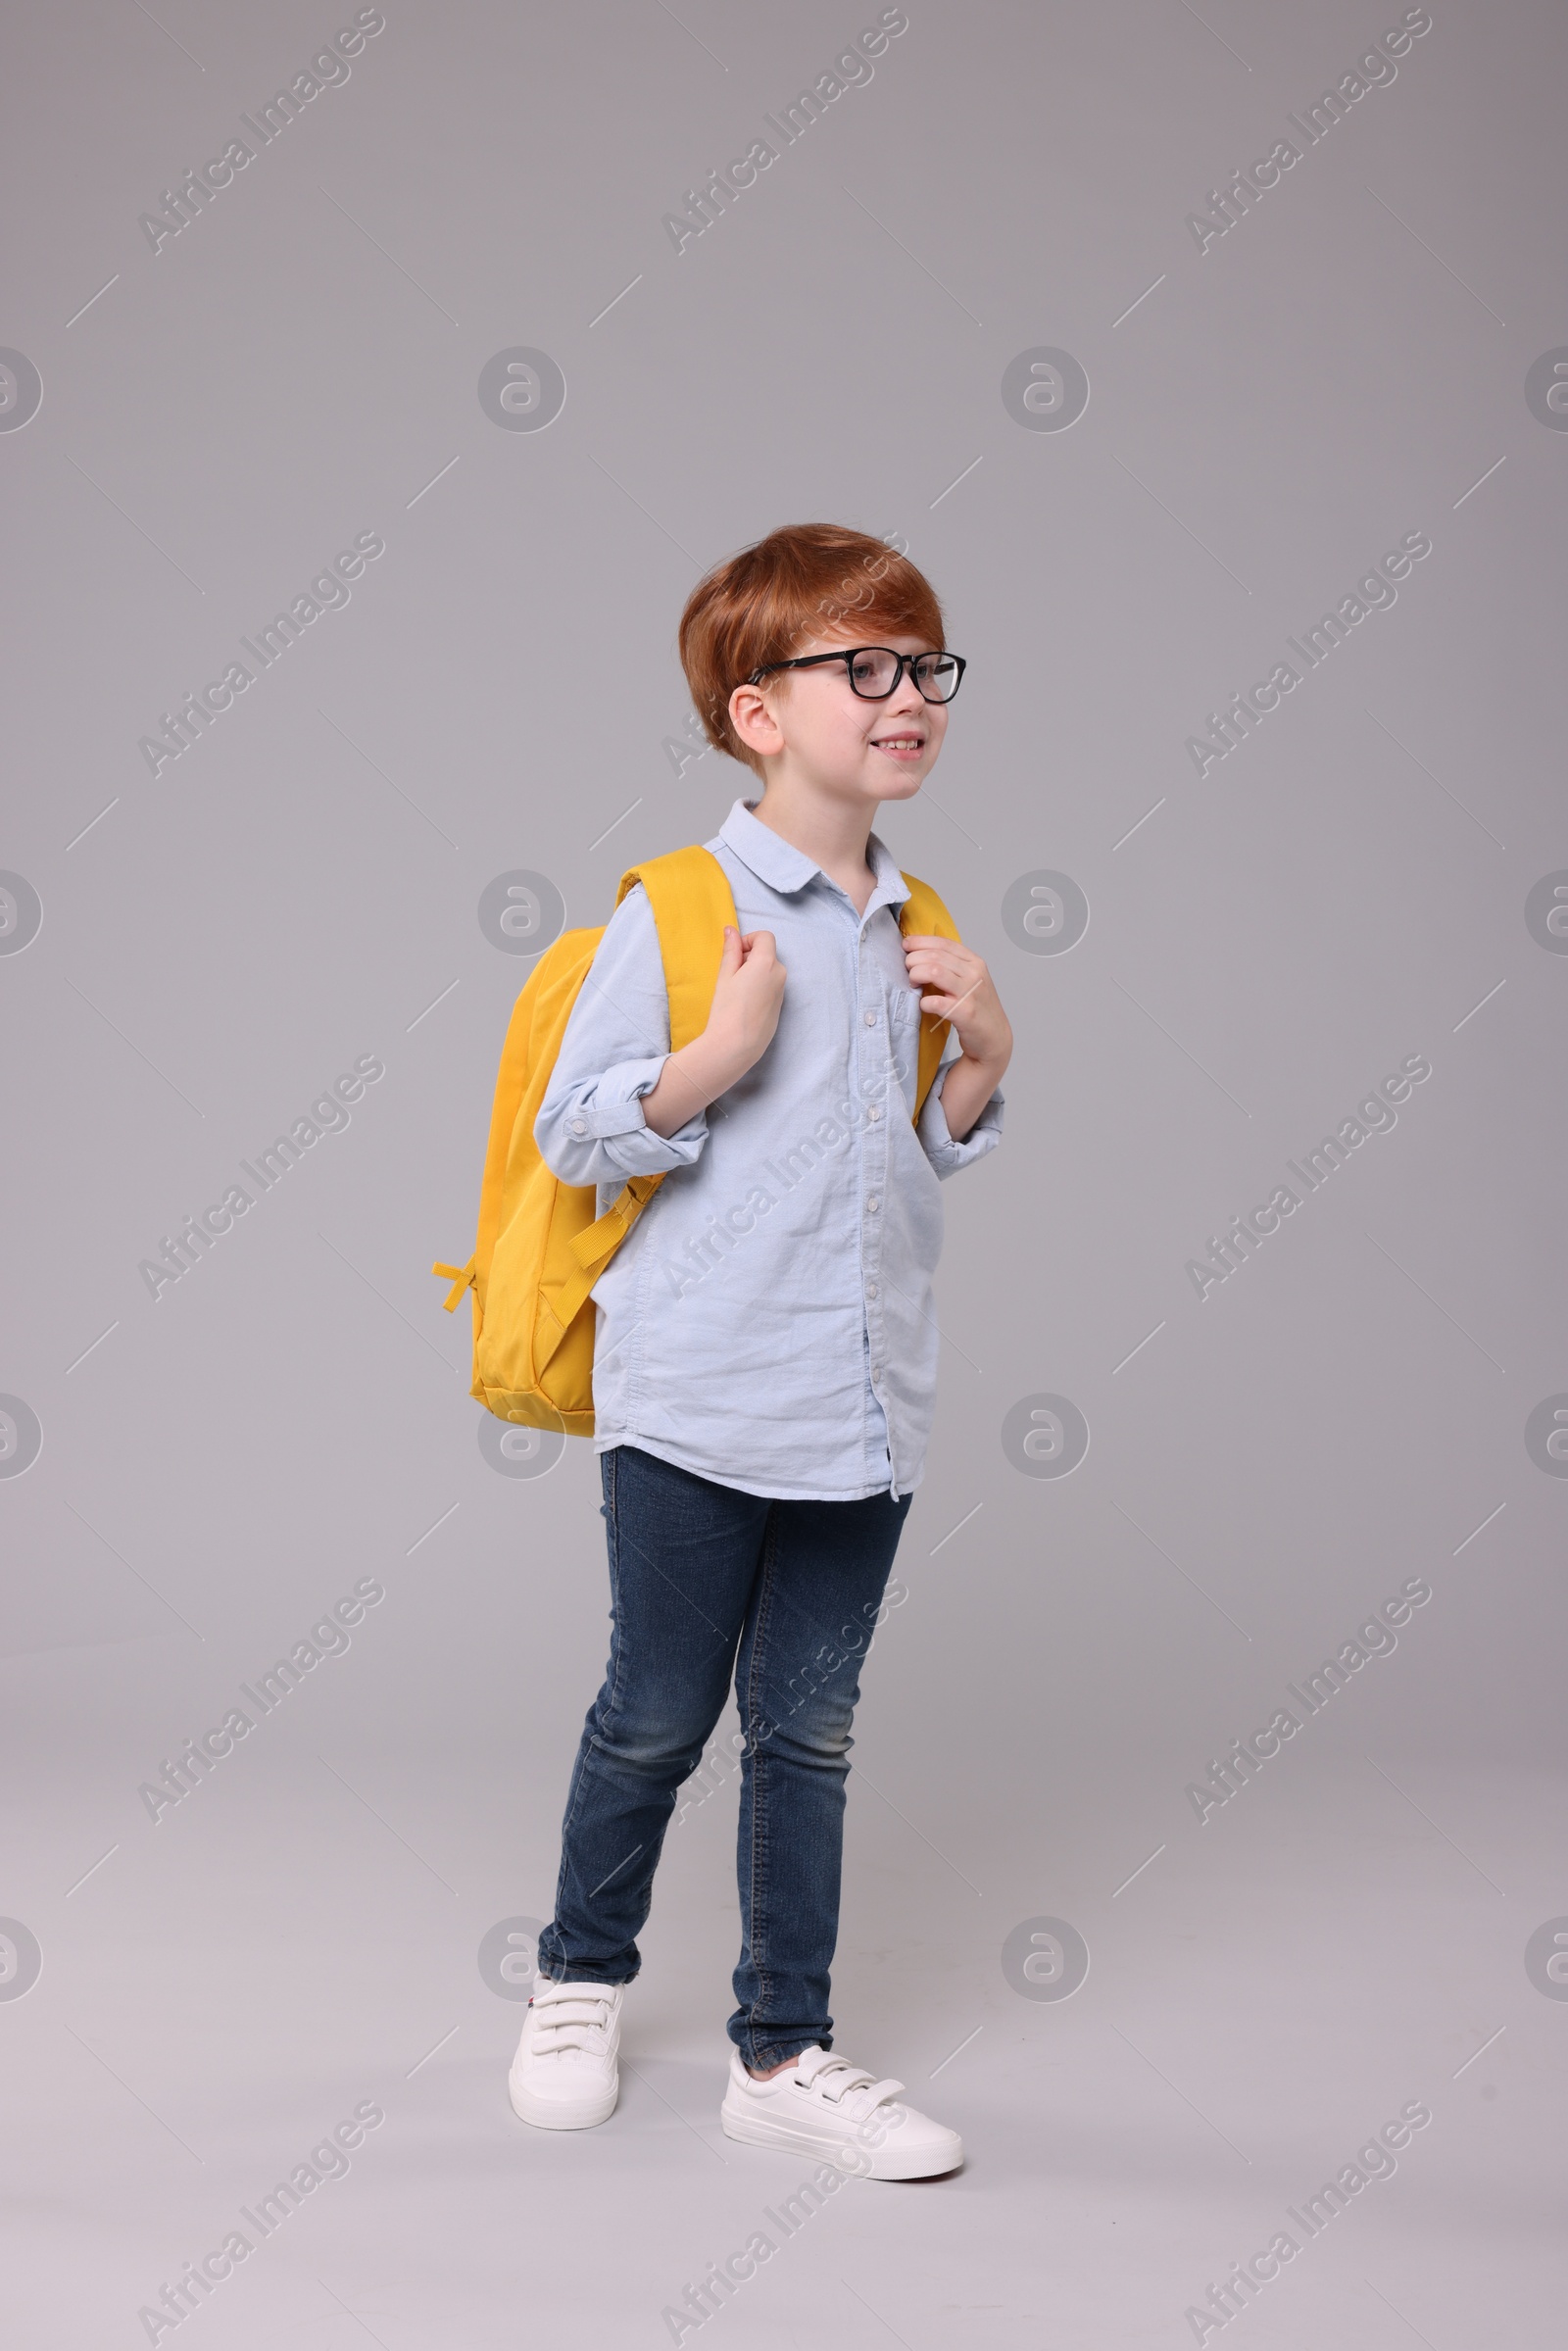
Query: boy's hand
902 936 1011 1071
642 925 786 1137
902 934 1012 1144
706 925 787 1074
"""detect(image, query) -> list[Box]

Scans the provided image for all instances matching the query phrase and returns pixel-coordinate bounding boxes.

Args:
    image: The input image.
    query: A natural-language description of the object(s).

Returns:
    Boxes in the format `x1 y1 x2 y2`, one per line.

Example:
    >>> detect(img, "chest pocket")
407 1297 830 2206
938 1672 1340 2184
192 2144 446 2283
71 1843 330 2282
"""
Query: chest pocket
886 981 924 1108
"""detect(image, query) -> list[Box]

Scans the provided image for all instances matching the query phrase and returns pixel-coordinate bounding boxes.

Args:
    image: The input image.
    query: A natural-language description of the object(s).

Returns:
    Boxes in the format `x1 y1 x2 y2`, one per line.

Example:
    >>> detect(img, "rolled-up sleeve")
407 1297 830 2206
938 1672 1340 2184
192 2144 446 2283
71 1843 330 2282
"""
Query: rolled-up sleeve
534 884 710 1186
916 1053 1004 1179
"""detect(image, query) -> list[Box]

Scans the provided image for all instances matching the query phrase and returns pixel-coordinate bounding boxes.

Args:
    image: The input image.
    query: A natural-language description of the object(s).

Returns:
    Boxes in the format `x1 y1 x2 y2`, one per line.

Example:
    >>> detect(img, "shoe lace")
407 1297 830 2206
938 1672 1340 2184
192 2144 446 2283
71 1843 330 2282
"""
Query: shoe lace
529 1984 612 2054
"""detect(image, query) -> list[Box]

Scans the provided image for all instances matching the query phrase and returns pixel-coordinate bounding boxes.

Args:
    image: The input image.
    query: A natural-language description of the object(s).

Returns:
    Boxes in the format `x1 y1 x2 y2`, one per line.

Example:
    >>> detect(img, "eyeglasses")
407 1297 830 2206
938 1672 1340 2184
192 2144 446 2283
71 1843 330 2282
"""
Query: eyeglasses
748 646 966 704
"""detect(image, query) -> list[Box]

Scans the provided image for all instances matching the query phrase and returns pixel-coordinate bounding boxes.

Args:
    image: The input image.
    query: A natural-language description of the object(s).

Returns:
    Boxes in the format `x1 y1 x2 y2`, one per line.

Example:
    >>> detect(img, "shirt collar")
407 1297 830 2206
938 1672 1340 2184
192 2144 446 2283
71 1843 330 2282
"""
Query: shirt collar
716 798 910 911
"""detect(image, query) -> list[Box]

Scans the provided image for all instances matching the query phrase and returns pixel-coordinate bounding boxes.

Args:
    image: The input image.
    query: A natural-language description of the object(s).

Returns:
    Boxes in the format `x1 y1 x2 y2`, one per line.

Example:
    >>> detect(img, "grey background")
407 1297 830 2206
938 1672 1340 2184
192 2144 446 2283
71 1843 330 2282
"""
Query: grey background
3 0 1564 2342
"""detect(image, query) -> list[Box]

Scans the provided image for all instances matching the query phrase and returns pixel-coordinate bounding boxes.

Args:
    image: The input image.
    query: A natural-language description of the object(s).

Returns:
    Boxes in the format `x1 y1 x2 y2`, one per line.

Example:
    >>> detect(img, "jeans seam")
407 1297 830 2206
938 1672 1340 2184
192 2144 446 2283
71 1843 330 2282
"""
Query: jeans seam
552 1449 621 1927
742 1502 780 2065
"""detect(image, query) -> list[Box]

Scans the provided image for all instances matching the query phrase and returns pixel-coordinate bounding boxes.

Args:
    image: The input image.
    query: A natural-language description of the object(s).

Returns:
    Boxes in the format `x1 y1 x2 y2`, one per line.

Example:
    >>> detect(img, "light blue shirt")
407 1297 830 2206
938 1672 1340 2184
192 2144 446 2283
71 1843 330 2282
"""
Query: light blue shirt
534 799 1004 1500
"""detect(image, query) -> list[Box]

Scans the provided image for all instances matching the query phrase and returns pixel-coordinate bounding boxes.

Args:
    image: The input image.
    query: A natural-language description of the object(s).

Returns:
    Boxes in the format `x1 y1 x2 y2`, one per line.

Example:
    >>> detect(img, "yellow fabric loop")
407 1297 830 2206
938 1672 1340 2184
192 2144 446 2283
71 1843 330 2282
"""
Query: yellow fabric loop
568 1176 662 1271
431 1256 476 1313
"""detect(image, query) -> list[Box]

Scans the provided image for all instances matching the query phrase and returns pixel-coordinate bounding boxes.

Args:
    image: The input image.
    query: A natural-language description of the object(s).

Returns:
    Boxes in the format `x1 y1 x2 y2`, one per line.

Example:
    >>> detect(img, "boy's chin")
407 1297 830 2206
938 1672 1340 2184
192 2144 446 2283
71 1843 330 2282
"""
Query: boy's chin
864 763 928 804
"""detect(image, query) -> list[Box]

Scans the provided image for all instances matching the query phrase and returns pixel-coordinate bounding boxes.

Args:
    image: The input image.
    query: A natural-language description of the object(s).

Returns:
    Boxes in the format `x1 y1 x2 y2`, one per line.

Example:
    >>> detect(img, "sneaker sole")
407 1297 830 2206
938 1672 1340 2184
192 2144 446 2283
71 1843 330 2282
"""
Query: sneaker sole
509 2071 619 2131
719 2100 962 2180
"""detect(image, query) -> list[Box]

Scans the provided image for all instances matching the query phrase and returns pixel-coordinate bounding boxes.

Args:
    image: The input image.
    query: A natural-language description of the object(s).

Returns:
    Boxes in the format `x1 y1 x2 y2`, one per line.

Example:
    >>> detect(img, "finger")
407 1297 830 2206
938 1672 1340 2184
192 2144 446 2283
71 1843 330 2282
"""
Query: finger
942 974 986 1019
904 938 972 972
918 975 984 1010
718 925 744 973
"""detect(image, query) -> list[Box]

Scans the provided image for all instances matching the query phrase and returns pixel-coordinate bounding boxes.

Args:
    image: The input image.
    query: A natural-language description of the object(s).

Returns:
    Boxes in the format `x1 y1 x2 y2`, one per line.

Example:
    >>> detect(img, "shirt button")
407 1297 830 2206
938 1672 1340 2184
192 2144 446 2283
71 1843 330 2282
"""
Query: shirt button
570 1117 587 1135
866 1283 878 1299
867 1104 881 1123
871 1363 882 1382
863 1009 877 1025
866 1195 880 1213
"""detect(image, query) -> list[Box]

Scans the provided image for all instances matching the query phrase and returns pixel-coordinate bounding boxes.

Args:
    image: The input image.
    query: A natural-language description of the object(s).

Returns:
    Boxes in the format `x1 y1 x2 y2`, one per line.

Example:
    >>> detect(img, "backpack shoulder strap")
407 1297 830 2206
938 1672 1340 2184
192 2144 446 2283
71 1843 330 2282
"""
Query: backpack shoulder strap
898 869 961 1122
898 870 959 943
556 846 741 1294
616 845 738 1052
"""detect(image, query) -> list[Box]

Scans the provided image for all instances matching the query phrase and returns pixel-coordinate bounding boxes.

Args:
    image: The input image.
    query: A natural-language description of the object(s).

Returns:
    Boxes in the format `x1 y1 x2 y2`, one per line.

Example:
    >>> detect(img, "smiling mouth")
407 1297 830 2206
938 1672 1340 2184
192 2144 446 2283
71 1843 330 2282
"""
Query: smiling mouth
871 735 925 755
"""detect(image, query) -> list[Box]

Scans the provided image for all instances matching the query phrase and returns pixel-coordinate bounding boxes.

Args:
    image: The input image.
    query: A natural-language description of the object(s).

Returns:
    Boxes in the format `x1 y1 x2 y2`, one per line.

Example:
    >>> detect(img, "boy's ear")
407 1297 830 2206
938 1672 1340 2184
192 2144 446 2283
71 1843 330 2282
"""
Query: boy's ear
728 678 785 760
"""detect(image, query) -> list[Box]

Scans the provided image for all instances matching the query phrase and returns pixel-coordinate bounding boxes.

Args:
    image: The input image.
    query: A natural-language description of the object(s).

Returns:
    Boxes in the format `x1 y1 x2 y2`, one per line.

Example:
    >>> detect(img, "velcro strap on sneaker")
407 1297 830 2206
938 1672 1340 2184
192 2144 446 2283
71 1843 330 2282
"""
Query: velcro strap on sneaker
795 2050 903 2109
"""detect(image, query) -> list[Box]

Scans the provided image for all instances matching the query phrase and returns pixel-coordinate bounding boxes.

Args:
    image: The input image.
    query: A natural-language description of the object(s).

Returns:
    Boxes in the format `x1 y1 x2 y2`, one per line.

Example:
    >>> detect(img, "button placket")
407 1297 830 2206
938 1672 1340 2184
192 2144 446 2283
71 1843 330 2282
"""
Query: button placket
864 967 891 1411
855 926 888 1402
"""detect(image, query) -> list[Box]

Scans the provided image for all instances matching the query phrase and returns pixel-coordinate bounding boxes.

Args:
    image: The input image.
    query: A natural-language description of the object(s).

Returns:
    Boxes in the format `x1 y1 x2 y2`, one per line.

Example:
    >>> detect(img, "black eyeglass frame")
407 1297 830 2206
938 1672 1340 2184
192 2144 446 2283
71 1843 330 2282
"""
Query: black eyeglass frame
746 645 967 704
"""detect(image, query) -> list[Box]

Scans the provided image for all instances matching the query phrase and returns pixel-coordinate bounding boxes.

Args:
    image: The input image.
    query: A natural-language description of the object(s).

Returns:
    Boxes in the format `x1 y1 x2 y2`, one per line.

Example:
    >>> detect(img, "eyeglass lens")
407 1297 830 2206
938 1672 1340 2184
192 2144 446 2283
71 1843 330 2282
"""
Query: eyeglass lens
847 649 960 702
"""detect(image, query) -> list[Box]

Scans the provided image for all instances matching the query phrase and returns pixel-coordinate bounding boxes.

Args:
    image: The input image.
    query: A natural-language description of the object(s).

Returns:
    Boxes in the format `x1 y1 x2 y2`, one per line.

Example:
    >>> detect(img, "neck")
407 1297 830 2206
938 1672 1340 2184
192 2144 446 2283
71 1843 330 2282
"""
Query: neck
751 774 878 906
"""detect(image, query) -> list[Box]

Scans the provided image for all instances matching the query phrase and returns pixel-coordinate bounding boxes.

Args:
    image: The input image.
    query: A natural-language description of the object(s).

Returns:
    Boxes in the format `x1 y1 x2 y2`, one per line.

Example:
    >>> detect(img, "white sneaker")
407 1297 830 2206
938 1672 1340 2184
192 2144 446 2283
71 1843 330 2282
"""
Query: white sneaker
508 1978 623 2130
719 2043 962 2180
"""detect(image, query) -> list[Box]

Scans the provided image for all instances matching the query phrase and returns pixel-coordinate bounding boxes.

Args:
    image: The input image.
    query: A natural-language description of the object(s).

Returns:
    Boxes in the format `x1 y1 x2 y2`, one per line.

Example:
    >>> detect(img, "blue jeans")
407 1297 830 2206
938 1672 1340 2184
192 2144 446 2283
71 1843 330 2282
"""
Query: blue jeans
537 1444 912 2069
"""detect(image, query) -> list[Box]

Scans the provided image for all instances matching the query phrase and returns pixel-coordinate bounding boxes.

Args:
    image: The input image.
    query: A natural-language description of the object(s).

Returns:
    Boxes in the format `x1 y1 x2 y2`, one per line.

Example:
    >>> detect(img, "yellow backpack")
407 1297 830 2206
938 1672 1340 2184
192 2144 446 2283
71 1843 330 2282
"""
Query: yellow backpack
432 843 959 1436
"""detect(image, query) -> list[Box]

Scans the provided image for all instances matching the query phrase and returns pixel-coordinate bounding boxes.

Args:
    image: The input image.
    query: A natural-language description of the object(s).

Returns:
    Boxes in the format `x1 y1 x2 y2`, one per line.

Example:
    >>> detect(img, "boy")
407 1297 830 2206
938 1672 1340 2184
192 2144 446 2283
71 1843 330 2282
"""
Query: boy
510 524 1010 2177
